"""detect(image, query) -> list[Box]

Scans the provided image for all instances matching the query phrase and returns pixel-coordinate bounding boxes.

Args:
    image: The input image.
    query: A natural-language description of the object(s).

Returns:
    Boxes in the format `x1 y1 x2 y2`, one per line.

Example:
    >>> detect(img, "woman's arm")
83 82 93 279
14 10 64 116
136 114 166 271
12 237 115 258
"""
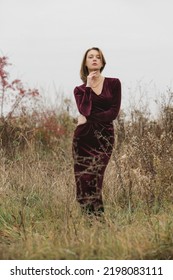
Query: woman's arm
74 86 92 117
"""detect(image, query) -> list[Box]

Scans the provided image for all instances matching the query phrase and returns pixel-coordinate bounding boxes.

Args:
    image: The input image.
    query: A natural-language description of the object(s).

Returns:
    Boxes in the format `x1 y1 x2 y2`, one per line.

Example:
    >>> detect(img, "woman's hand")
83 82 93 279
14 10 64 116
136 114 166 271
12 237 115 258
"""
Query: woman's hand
86 71 100 87
77 114 87 126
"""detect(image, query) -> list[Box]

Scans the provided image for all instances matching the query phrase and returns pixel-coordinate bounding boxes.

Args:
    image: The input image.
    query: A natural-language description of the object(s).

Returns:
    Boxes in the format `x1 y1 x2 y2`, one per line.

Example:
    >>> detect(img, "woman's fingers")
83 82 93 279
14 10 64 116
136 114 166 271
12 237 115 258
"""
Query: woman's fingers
77 115 87 126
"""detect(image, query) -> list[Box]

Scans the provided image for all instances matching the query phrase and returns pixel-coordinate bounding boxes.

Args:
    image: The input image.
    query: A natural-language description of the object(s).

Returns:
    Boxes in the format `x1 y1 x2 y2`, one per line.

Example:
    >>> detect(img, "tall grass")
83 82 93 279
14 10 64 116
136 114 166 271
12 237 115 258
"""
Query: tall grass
0 56 173 259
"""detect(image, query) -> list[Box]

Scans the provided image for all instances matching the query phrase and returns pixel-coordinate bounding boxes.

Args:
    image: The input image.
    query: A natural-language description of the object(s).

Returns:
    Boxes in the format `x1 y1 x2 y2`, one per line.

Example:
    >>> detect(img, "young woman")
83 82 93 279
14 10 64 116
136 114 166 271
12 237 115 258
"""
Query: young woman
72 47 121 216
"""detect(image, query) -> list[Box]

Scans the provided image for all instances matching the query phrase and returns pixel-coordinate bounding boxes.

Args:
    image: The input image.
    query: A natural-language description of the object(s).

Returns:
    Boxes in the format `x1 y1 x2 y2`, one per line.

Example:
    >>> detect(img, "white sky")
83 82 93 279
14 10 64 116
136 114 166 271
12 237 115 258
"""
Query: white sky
1 0 173 116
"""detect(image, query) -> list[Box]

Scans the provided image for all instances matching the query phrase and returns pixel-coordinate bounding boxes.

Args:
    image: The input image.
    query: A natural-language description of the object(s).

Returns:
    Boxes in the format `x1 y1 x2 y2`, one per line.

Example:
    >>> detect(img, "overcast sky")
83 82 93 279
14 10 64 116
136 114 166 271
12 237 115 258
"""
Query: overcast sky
1 0 173 116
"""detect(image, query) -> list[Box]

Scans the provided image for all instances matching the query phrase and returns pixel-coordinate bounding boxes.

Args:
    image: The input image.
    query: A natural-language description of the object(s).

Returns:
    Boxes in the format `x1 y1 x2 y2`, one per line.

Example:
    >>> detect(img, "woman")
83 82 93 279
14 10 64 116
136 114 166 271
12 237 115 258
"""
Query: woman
72 47 121 216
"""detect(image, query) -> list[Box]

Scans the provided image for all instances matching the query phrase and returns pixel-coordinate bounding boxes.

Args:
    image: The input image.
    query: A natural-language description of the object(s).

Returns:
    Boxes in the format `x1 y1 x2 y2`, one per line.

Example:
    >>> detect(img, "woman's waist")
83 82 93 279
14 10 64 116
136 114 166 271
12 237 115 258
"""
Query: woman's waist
87 119 114 129
74 121 113 137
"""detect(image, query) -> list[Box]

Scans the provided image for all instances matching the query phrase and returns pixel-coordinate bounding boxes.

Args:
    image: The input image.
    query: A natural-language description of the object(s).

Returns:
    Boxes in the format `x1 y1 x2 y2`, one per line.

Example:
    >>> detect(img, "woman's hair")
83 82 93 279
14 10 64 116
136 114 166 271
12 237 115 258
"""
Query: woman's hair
80 47 106 83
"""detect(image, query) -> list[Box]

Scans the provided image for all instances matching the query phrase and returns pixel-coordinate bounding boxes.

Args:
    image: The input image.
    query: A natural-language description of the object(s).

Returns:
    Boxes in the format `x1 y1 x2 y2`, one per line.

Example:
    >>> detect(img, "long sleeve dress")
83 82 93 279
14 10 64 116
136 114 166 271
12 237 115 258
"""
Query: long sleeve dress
72 77 121 215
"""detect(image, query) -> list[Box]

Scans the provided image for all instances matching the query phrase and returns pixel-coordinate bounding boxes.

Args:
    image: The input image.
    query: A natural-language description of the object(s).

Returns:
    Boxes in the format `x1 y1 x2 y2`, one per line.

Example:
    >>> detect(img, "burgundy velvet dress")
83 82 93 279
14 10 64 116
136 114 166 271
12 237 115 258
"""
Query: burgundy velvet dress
72 77 121 215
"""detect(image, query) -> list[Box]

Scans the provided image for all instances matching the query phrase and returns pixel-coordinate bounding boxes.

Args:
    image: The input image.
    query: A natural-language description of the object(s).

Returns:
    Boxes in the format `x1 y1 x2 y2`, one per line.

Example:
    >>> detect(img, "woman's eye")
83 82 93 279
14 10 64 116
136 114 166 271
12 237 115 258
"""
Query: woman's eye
88 55 101 59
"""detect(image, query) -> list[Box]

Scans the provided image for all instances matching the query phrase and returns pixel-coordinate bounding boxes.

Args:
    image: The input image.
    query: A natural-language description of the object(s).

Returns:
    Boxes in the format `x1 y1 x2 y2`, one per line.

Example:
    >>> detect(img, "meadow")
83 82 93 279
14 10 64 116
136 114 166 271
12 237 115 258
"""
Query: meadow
0 56 173 260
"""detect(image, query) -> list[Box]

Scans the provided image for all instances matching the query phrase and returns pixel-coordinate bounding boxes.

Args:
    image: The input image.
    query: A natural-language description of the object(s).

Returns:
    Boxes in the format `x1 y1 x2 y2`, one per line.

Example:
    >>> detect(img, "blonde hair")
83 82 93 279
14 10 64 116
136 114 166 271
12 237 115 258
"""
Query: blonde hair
80 47 106 83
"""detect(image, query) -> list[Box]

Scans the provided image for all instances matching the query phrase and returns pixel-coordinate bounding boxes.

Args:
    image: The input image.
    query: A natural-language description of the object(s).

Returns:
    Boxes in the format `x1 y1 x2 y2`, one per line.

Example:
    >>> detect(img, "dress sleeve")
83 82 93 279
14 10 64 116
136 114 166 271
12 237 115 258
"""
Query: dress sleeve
87 78 121 123
74 86 92 116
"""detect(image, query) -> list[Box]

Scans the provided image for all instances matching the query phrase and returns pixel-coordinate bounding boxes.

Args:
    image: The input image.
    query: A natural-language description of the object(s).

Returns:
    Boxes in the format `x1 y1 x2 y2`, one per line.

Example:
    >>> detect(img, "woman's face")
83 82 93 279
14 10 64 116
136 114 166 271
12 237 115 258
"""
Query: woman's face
85 49 103 73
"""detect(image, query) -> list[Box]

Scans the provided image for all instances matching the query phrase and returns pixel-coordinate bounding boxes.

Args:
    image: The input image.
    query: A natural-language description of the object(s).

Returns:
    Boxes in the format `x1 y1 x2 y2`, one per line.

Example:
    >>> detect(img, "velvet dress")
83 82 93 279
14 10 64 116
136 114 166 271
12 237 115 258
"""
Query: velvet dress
72 77 121 215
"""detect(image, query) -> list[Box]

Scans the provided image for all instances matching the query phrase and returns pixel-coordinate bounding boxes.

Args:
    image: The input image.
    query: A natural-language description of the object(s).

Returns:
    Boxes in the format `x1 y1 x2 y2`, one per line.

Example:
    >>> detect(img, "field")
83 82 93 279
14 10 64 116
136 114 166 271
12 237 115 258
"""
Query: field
0 56 173 260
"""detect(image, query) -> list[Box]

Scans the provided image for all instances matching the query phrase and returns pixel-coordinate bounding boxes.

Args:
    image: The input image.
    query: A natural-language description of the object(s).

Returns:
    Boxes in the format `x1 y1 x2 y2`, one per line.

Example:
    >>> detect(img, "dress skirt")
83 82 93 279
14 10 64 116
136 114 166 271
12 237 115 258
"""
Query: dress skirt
72 121 114 214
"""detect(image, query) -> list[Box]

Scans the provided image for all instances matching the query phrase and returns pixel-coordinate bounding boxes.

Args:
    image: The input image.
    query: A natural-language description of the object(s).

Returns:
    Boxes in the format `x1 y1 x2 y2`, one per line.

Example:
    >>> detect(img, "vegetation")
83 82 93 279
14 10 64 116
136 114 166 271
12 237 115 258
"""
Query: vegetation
0 57 173 260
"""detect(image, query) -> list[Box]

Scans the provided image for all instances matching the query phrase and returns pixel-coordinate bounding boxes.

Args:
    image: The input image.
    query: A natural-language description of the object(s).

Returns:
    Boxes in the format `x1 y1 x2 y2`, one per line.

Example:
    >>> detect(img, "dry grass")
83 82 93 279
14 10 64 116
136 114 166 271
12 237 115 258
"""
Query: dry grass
0 113 173 260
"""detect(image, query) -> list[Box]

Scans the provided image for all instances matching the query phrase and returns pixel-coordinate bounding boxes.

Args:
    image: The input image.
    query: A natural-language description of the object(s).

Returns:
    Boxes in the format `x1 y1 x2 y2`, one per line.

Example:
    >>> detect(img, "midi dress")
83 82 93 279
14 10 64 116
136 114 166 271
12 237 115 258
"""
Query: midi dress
72 77 121 215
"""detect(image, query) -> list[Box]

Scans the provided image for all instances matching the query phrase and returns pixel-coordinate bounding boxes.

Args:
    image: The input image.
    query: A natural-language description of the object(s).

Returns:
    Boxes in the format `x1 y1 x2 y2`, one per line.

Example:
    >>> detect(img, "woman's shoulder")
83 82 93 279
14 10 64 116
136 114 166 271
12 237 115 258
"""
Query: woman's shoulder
74 84 86 89
74 83 86 95
105 77 121 89
104 77 121 97
105 77 120 84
